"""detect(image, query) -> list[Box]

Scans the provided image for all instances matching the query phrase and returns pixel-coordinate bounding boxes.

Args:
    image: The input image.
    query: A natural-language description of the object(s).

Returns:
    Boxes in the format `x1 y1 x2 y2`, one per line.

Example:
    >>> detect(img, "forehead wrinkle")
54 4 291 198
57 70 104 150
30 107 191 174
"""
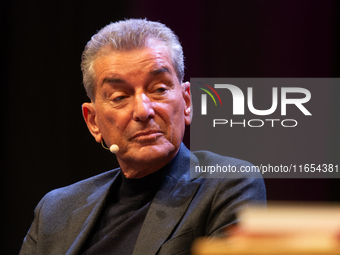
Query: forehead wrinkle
94 45 175 93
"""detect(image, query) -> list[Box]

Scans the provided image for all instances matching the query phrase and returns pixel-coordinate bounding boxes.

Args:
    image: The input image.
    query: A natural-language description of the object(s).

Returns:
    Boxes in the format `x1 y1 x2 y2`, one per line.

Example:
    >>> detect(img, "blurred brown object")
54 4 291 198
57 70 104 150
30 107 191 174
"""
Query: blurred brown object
192 202 340 255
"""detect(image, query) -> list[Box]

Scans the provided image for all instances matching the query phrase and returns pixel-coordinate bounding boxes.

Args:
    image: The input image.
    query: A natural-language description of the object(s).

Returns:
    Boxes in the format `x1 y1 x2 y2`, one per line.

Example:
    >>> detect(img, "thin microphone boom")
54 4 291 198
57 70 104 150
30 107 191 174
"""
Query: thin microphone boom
101 140 119 154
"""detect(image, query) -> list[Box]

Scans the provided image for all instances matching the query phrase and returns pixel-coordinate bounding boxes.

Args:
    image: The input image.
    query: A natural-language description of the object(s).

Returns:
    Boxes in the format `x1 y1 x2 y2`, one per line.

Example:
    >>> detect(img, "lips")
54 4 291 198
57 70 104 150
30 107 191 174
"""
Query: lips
130 130 163 140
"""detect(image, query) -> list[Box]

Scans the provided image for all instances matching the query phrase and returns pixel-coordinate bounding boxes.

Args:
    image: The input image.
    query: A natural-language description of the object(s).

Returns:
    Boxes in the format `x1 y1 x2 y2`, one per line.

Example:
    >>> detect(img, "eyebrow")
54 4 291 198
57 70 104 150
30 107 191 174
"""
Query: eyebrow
150 67 171 76
102 77 126 85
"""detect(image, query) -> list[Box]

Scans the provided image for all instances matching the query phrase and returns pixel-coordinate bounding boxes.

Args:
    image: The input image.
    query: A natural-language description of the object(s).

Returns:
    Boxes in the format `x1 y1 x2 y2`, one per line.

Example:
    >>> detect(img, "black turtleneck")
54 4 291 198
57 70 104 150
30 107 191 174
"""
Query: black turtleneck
80 164 169 255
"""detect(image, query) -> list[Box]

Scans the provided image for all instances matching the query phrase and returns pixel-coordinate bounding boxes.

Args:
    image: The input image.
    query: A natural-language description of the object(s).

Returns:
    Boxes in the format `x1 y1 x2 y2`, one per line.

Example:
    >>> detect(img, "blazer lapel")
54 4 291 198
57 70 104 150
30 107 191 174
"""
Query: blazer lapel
65 173 119 255
132 176 200 255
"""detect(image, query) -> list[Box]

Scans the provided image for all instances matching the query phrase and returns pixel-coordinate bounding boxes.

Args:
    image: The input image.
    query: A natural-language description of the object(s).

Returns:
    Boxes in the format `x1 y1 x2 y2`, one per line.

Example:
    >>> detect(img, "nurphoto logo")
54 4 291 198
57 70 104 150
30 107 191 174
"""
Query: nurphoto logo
196 80 312 128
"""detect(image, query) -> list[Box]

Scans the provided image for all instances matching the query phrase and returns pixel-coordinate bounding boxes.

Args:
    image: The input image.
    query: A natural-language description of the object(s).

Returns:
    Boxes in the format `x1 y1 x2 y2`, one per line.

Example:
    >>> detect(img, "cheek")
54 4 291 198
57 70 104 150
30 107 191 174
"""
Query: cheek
165 104 186 133
96 108 122 133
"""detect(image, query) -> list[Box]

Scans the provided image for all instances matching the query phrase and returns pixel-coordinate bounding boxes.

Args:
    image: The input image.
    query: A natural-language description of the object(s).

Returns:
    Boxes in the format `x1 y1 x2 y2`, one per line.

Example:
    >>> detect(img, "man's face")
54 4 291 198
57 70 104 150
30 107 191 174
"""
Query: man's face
83 40 191 178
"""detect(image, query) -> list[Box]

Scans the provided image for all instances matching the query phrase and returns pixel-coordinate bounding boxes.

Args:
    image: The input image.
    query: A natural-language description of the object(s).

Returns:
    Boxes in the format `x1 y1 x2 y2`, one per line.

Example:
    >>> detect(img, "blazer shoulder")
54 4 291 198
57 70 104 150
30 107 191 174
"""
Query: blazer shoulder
41 168 120 209
192 150 253 166
191 150 263 180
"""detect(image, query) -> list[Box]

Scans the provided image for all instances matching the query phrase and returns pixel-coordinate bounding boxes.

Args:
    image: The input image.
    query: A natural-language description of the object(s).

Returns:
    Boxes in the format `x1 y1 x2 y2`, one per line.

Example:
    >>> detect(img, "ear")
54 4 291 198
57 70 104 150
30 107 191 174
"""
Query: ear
182 81 192 125
82 102 102 143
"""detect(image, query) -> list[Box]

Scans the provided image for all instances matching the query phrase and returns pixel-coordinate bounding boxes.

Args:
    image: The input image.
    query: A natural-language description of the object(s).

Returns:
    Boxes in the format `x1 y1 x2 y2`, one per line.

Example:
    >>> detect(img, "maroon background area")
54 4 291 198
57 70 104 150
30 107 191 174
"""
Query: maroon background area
2 1 340 254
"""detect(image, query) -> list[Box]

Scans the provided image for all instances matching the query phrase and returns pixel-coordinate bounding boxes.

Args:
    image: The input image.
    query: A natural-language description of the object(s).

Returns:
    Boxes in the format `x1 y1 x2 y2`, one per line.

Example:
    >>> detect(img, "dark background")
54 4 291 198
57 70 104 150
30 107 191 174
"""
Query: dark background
2 0 340 254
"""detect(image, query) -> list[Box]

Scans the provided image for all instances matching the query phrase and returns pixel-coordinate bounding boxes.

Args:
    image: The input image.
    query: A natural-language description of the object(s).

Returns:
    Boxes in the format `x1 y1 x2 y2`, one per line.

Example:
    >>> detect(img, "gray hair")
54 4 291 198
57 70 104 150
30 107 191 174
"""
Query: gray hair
81 19 184 100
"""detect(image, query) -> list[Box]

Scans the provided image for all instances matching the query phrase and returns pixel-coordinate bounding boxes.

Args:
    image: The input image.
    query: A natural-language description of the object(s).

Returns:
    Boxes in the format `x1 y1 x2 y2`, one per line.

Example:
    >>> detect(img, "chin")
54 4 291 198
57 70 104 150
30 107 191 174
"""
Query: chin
132 143 177 163
139 144 174 159
119 143 180 178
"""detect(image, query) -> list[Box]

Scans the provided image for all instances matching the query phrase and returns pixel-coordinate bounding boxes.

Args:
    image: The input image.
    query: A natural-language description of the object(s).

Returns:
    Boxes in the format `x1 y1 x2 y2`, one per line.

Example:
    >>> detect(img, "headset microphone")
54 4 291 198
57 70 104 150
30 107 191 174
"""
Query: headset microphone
101 140 119 154
109 144 119 154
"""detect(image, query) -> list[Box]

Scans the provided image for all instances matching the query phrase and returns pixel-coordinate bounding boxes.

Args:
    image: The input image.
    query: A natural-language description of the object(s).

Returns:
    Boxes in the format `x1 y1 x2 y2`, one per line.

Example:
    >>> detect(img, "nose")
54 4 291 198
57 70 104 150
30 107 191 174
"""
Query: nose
132 93 155 121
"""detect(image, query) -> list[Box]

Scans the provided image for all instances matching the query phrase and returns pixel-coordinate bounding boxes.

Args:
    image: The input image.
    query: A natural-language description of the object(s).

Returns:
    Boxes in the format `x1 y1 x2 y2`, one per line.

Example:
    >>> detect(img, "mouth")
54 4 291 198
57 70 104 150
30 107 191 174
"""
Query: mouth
130 130 163 141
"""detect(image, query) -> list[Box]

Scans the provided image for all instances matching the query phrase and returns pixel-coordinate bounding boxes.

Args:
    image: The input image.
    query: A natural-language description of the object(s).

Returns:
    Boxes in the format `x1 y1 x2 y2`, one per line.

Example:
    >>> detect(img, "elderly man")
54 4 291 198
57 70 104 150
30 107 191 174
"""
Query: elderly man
19 19 266 255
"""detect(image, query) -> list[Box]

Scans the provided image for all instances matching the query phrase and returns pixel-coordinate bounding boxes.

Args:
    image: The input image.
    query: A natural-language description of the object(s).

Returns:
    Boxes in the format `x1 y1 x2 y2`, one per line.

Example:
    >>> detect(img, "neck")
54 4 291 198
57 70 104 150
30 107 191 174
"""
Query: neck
117 156 171 179
117 148 181 179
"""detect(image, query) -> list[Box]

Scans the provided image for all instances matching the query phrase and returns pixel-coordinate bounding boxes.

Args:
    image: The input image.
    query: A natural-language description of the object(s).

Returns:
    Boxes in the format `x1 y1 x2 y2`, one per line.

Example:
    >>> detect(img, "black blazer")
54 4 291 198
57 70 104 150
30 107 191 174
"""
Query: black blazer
19 144 266 255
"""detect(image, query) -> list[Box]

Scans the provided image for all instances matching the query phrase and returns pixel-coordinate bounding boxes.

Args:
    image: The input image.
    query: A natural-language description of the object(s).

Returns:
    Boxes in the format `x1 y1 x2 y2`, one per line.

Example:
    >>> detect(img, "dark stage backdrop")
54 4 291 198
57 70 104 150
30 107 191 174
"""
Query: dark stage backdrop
2 1 340 254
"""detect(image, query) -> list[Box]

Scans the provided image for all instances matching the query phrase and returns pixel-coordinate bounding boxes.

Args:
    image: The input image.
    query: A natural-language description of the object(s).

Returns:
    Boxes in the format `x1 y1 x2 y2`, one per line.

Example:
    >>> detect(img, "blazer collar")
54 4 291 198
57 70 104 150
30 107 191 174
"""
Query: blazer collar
65 171 120 255
132 143 201 255
66 143 200 255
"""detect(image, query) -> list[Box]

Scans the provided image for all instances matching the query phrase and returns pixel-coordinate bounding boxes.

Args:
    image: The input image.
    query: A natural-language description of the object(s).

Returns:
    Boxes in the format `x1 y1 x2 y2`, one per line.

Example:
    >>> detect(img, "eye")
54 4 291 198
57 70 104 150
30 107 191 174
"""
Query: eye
154 87 167 93
113 95 127 101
